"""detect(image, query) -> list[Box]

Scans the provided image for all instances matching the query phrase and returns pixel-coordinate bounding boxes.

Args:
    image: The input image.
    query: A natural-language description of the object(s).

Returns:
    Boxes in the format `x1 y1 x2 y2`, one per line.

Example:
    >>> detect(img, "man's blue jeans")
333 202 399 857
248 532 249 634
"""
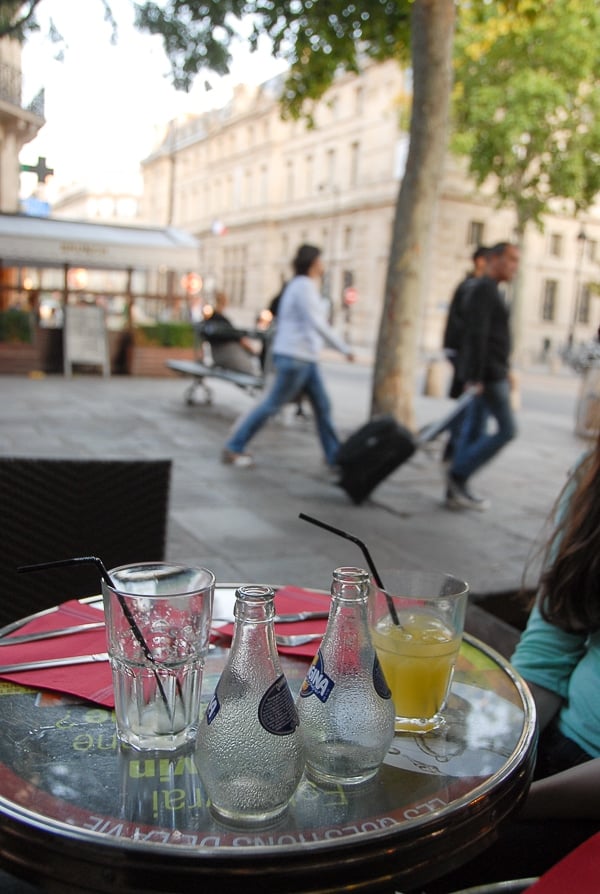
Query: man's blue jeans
225 354 340 465
450 379 517 481
445 392 489 460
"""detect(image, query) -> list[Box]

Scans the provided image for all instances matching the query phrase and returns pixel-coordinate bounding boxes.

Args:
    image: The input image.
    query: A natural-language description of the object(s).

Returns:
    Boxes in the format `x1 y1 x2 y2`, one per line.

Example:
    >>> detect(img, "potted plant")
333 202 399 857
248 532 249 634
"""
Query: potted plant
0 308 39 374
129 321 197 376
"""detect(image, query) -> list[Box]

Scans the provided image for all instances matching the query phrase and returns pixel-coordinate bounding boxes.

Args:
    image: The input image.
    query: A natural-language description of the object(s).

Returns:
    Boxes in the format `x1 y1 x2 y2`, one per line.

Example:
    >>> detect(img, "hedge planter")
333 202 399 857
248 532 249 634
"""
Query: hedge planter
129 345 195 377
0 342 40 375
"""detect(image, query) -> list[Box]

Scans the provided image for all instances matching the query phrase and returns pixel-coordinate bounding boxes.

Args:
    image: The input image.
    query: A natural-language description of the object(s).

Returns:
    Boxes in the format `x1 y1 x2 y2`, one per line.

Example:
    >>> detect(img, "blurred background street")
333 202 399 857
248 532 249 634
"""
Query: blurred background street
1 360 587 603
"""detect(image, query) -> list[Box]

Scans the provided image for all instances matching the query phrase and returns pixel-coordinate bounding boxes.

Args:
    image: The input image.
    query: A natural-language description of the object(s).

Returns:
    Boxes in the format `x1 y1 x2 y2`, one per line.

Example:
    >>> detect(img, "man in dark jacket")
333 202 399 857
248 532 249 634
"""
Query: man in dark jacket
446 242 520 511
442 245 489 463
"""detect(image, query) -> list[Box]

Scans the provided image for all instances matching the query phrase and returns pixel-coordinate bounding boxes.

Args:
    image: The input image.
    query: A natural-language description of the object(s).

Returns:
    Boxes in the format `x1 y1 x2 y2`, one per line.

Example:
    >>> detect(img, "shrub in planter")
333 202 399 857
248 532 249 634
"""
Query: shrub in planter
135 322 195 348
0 309 33 343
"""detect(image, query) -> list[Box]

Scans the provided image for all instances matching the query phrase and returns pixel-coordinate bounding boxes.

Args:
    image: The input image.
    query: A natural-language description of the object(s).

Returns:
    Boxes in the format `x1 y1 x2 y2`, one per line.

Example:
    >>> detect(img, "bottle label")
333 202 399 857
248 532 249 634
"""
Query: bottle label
258 675 299 736
299 650 335 703
373 654 392 699
205 690 220 725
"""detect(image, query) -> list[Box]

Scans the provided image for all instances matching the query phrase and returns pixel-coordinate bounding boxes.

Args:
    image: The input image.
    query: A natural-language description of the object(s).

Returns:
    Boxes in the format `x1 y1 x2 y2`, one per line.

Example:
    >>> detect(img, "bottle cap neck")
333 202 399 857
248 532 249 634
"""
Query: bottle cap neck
331 566 369 602
234 585 275 622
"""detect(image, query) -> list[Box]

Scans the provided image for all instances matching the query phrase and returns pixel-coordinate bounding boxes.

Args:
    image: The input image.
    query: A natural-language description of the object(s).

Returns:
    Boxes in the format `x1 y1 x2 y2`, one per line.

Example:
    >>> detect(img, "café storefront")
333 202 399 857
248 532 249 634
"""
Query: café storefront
0 212 201 374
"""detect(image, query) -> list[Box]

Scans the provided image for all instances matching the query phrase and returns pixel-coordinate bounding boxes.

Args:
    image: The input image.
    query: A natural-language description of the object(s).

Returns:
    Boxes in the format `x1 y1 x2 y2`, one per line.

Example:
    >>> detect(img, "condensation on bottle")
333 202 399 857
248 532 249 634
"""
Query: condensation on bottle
296 566 395 785
196 585 305 824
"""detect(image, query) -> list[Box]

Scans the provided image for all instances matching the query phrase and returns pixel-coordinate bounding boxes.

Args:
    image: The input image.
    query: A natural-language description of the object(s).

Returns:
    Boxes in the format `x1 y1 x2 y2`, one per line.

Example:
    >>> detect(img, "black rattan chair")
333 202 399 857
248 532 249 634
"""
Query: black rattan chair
0 457 172 627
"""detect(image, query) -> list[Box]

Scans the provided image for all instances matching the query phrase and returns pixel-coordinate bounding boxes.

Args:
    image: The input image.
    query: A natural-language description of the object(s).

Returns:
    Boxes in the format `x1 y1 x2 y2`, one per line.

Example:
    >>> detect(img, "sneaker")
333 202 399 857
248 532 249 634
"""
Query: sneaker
445 472 490 511
221 448 254 468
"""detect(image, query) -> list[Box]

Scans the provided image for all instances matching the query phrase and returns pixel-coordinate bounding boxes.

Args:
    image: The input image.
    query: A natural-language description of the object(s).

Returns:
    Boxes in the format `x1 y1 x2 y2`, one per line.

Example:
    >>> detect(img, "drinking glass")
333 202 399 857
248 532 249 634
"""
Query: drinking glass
102 562 214 751
369 570 468 733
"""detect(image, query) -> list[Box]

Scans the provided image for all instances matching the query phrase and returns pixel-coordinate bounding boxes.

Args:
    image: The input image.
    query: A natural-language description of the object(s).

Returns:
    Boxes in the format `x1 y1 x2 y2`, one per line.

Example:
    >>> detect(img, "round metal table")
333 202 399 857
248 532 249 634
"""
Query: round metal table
0 588 536 893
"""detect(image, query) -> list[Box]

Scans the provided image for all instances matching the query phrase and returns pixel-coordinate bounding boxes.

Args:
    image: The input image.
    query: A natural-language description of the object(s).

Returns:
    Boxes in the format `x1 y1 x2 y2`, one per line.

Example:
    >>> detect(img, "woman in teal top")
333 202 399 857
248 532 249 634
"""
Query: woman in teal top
422 437 600 894
424 437 600 891
511 435 600 819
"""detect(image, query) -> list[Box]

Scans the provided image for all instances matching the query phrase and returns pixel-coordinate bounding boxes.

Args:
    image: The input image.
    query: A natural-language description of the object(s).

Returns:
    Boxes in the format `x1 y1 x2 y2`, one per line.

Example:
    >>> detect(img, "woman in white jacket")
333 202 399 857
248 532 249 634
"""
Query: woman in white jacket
223 244 354 468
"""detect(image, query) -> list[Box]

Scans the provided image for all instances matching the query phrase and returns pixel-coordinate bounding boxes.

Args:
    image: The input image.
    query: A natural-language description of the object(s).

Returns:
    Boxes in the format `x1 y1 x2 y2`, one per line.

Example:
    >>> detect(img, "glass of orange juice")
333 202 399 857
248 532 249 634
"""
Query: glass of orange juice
369 571 469 733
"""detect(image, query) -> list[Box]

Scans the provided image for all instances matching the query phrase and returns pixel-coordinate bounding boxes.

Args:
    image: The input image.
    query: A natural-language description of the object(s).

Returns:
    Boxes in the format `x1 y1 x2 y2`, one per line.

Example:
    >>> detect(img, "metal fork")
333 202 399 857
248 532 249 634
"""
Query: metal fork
274 632 323 647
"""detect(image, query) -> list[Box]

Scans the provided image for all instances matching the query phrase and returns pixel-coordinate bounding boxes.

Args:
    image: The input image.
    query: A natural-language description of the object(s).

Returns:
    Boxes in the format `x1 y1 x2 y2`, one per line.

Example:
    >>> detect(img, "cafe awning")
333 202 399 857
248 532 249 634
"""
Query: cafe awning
0 212 200 272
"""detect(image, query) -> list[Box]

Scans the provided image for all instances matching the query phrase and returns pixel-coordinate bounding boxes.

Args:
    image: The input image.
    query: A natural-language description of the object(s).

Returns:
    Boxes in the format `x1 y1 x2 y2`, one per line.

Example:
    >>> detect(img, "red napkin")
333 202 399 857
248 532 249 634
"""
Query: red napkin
0 599 114 707
210 585 330 658
0 586 331 707
525 831 600 893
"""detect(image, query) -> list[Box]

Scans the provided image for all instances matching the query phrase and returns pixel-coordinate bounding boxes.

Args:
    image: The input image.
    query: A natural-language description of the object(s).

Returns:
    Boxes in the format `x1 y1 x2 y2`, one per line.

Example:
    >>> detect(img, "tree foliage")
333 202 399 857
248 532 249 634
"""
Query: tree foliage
134 0 412 118
0 1 42 40
453 0 600 233
0 1 116 44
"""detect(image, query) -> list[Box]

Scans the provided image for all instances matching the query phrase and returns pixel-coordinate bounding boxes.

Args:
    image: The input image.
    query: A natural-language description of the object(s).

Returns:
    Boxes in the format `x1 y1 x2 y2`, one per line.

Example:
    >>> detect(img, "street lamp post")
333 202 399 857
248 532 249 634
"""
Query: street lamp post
568 227 587 347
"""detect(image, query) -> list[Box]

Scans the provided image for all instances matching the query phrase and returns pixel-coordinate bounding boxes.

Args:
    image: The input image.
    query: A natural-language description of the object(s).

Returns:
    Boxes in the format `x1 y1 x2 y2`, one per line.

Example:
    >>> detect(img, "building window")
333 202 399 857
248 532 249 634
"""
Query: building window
305 154 314 195
549 233 563 257
344 226 353 252
259 165 268 204
244 169 253 207
350 141 360 188
326 149 336 186
286 160 294 201
467 221 484 246
587 240 597 263
541 280 558 321
355 86 364 116
578 284 591 324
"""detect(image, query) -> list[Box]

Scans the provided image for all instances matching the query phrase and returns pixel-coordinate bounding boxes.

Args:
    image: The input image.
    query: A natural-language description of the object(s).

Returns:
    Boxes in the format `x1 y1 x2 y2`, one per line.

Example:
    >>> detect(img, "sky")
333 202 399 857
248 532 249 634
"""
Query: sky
20 0 286 202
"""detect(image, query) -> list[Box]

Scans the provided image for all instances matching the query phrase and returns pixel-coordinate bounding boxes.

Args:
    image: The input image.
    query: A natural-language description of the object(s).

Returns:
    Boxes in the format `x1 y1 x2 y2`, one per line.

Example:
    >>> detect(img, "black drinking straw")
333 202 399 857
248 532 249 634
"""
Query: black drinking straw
18 556 175 717
298 513 400 626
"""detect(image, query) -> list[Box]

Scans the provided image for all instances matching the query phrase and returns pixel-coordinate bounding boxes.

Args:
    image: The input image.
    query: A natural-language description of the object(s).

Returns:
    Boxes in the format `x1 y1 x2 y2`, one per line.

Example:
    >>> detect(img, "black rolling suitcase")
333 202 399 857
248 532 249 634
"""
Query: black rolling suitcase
336 392 476 505
336 415 417 505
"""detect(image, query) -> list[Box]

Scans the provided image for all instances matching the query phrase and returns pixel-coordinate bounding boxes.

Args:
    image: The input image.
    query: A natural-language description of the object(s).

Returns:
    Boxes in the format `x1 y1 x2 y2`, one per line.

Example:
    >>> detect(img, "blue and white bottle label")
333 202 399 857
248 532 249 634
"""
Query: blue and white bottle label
205 690 220 725
373 654 392 699
299 650 335 703
258 675 299 736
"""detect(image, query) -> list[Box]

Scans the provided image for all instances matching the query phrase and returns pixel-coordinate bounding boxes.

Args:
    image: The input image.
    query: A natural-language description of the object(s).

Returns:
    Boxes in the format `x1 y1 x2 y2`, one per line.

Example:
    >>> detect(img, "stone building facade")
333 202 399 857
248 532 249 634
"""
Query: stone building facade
0 36 44 212
140 59 600 363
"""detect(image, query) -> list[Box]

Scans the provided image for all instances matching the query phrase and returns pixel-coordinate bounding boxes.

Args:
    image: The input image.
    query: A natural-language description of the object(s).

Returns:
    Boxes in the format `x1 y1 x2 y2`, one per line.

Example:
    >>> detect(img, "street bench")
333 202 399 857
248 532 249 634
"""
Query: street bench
165 357 265 405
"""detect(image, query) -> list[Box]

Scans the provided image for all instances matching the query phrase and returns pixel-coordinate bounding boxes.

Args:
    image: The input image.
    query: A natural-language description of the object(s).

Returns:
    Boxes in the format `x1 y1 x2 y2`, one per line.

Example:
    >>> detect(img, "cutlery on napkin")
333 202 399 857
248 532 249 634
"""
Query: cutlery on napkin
0 653 109 673
0 622 105 646
0 598 114 707
211 585 330 658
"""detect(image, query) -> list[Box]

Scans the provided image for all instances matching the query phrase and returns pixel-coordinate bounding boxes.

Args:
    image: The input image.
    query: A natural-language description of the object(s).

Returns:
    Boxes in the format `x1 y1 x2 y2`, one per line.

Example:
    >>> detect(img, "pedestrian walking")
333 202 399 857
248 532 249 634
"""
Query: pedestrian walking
222 244 354 468
442 245 490 464
445 241 520 510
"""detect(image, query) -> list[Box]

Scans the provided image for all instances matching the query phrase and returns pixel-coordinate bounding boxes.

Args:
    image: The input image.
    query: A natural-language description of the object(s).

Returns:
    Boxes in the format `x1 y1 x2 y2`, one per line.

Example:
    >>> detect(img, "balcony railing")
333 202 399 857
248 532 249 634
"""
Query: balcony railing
26 87 44 118
0 60 22 106
0 60 44 118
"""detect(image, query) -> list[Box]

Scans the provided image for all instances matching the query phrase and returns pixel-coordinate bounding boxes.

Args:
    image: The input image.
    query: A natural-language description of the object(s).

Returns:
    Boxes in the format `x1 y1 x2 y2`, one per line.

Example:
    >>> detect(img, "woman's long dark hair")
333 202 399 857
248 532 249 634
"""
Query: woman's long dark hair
538 432 600 632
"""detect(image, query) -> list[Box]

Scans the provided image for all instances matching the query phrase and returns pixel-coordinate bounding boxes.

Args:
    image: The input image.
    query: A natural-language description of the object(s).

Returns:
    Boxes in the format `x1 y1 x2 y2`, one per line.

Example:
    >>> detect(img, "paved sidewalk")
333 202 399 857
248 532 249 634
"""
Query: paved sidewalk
1 362 587 601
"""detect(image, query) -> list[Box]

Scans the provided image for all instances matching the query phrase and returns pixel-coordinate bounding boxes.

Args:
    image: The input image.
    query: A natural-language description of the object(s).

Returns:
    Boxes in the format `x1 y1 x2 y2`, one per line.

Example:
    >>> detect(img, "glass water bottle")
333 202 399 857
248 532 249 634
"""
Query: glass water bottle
196 585 305 824
296 566 395 785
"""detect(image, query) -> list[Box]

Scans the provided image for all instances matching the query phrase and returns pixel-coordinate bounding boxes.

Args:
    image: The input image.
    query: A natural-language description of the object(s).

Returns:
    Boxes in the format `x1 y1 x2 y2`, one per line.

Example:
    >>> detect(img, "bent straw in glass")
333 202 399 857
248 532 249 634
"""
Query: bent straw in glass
298 513 400 626
17 556 177 718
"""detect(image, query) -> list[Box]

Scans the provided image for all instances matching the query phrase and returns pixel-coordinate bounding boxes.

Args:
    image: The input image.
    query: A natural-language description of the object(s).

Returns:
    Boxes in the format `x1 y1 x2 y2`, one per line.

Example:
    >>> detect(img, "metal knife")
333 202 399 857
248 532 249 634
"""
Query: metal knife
0 653 110 674
0 622 106 646
273 611 329 623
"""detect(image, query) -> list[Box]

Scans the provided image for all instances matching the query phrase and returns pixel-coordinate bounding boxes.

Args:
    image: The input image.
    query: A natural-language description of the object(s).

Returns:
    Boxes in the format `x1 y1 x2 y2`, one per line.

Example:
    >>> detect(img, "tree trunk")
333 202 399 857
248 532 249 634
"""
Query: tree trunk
371 0 455 429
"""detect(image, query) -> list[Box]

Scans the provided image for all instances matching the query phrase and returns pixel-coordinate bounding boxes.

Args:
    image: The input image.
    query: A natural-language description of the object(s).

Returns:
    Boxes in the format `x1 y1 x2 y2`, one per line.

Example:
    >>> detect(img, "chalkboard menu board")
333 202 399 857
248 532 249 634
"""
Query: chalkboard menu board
63 304 110 376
